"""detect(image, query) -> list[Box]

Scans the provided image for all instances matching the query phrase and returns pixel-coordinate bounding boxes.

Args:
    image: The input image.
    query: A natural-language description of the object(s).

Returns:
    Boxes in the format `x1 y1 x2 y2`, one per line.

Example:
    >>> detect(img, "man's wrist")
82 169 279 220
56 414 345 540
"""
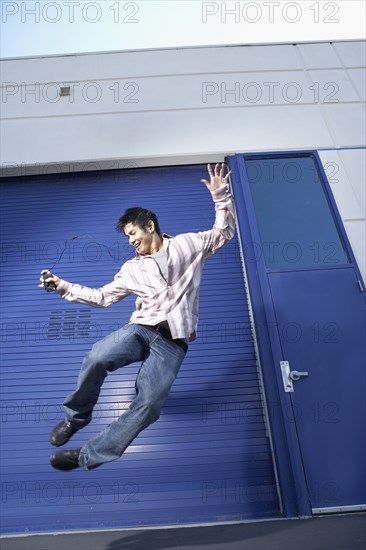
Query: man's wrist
211 183 230 199
54 279 69 294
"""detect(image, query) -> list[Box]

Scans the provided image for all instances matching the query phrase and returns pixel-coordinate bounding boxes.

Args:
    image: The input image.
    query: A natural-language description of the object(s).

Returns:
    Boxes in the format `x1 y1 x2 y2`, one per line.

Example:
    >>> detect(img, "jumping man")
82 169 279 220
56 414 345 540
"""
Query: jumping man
40 163 235 471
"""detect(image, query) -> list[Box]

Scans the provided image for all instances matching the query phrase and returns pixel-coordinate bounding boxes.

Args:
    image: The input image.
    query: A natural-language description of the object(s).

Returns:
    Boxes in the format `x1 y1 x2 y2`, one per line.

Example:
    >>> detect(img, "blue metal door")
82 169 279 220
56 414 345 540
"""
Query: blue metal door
269 267 366 512
0 164 280 534
230 152 366 514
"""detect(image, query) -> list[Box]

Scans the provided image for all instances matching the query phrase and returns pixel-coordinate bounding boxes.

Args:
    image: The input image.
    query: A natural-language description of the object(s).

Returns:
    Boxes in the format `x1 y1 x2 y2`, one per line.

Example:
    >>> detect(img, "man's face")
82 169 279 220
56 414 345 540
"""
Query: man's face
124 222 154 256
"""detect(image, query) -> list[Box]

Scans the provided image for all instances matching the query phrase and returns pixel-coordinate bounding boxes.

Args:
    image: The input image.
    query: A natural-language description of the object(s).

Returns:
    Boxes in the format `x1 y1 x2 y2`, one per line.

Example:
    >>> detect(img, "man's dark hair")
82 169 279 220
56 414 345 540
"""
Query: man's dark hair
116 207 161 236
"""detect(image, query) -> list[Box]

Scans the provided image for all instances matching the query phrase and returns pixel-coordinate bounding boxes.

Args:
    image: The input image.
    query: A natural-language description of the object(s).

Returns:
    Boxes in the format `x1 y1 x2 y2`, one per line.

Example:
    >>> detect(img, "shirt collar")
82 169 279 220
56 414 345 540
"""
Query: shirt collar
134 234 172 259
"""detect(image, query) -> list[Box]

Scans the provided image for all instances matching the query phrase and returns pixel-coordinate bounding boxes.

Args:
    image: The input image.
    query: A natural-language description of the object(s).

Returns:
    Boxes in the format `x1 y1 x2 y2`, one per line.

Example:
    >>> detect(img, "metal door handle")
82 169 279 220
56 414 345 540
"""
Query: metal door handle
290 370 309 381
280 361 309 392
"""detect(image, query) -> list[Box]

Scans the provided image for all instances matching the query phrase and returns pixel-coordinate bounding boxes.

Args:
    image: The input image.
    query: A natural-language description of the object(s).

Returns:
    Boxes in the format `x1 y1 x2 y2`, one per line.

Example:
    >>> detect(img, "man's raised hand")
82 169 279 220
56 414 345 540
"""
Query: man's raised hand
201 163 232 192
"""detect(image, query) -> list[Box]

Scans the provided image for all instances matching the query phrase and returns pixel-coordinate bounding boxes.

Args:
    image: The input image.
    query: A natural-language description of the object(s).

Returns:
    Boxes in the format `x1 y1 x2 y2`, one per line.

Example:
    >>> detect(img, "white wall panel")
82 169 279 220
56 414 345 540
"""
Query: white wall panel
3 71 324 119
1 41 364 168
2 41 364 169
298 43 341 70
344 220 366 280
0 44 302 83
318 150 364 220
333 41 366 68
319 147 366 282
1 104 335 165
322 103 366 147
347 68 366 101
307 69 360 102
337 148 366 217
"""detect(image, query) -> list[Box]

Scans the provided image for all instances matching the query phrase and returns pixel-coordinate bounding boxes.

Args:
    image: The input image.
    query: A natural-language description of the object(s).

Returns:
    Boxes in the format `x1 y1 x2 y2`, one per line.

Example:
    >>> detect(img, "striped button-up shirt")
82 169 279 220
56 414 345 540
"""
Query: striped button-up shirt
56 184 235 341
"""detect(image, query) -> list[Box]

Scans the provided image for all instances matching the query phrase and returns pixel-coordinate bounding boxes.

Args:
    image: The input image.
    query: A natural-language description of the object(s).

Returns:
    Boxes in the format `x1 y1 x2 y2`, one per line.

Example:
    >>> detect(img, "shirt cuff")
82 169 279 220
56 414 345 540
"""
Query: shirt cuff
210 183 230 201
55 279 71 295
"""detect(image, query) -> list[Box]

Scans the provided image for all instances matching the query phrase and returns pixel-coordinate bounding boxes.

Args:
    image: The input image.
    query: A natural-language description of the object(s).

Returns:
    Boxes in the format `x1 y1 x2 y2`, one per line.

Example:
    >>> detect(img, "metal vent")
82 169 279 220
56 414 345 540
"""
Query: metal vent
48 309 92 340
60 85 71 97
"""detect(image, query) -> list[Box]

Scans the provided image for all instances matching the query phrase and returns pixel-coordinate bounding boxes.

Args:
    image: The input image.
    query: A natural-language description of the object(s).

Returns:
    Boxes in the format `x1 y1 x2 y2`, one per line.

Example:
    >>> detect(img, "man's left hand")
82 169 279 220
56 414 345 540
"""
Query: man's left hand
201 163 232 192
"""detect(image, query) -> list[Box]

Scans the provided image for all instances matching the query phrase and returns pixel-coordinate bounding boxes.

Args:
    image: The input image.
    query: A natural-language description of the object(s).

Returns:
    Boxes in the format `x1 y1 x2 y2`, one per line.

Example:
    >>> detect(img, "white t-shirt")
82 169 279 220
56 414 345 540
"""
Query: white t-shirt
152 246 168 281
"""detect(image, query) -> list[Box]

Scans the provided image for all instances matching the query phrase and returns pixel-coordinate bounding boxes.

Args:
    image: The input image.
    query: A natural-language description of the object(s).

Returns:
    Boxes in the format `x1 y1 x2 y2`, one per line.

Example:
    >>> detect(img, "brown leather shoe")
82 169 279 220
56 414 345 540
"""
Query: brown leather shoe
50 448 81 471
50 420 78 447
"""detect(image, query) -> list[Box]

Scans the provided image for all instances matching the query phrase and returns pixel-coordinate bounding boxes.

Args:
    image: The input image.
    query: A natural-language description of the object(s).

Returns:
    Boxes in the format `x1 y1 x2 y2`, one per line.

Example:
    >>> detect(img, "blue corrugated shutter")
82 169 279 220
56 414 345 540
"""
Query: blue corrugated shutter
0 164 280 533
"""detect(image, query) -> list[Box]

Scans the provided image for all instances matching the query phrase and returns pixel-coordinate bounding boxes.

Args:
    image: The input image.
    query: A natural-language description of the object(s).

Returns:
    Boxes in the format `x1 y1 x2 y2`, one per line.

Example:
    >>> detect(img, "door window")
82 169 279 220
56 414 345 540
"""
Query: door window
245 155 350 269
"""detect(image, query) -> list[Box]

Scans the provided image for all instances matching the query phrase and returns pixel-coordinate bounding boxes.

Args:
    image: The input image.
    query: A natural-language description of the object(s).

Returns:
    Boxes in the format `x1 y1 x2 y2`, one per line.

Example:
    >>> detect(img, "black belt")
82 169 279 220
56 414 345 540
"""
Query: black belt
141 323 188 354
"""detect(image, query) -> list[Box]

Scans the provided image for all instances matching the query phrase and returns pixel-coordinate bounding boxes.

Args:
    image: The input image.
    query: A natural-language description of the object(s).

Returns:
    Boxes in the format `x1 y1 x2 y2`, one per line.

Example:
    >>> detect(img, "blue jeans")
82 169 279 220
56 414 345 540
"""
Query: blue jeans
63 324 187 470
